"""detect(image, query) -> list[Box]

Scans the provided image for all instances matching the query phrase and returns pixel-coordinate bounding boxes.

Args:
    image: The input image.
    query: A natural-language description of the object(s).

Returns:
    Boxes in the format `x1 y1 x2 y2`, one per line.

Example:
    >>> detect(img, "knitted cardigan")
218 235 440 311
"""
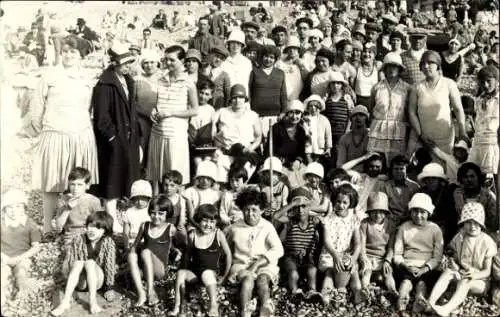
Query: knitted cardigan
63 234 117 291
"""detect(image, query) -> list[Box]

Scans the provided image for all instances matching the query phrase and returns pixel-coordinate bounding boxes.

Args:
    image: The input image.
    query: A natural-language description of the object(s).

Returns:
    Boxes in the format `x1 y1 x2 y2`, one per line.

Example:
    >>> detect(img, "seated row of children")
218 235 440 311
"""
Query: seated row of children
1 158 499 317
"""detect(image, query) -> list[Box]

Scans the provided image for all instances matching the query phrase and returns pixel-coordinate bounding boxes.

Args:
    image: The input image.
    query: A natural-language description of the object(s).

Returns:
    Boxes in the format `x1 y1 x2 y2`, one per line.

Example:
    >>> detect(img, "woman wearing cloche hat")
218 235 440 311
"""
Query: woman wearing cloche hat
367 52 411 164
93 41 142 229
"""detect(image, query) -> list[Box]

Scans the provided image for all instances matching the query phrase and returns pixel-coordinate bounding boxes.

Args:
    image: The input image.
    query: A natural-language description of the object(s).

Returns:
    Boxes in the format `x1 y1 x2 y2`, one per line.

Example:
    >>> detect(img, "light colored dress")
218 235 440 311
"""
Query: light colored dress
275 60 303 102
31 66 99 192
147 72 192 184
368 79 411 163
469 91 499 174
415 76 459 155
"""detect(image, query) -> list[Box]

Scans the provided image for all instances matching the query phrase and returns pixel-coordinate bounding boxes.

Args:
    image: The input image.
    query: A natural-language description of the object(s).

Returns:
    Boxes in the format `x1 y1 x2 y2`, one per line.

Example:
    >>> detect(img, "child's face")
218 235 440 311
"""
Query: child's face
231 96 246 109
333 193 351 216
463 219 482 237
452 148 468 164
391 163 407 181
368 210 386 224
307 102 321 115
306 174 322 188
329 82 343 94
197 176 214 190
3 203 26 222
410 208 429 226
242 204 262 226
481 77 498 94
230 177 245 191
86 224 105 241
150 209 167 225
211 53 225 68
68 178 89 198
293 199 310 221
199 217 217 234
198 88 213 105
162 179 179 196
132 196 150 209
423 177 441 192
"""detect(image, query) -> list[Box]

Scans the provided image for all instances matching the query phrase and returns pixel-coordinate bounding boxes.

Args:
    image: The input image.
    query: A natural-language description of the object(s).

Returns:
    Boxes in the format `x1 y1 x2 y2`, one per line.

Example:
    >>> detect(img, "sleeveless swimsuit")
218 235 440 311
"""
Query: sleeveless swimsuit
143 222 172 267
188 230 221 278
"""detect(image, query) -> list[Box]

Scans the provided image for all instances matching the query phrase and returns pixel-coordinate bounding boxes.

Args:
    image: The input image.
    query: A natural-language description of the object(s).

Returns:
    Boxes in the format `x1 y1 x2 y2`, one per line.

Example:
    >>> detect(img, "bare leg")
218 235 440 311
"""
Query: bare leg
104 198 121 233
51 260 85 316
397 280 413 312
43 192 59 233
201 270 219 316
128 252 146 306
84 260 104 314
321 269 334 305
431 279 486 317
256 274 273 316
306 266 317 291
287 269 299 293
383 271 398 295
428 270 455 305
140 249 155 300
361 269 372 289
170 270 192 315
240 275 255 317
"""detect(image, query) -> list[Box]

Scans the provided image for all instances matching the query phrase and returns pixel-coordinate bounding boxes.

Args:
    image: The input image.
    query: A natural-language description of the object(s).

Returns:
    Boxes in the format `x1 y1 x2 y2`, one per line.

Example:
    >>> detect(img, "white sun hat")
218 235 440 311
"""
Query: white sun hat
196 160 218 182
130 180 153 198
108 42 136 65
227 29 246 47
408 193 435 215
259 157 283 175
304 162 324 179
366 192 390 213
417 162 447 182
284 35 301 51
458 202 485 228
303 94 326 111
1 188 28 210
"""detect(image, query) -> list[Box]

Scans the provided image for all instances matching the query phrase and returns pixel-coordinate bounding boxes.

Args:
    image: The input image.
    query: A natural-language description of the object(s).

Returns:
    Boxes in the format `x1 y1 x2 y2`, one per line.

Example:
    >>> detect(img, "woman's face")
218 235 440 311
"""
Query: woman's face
164 52 184 72
321 24 332 36
329 81 343 94
353 33 365 43
352 47 361 61
341 45 353 61
384 64 401 79
211 53 225 68
86 224 105 241
390 37 402 50
481 77 498 94
411 36 426 51
362 49 374 63
244 50 258 62
261 53 276 68
449 41 460 53
286 109 303 125
421 61 440 78
242 204 262 226
463 220 482 237
200 218 217 234
410 208 428 226
306 102 320 115
3 203 25 222
61 44 81 67
306 174 322 188
227 41 242 54
423 177 441 192
366 30 378 42
297 22 310 39
461 169 480 190
231 96 246 109
184 58 199 74
351 113 368 129
309 36 321 48
285 47 300 60
150 209 167 226
315 56 330 72
142 60 158 76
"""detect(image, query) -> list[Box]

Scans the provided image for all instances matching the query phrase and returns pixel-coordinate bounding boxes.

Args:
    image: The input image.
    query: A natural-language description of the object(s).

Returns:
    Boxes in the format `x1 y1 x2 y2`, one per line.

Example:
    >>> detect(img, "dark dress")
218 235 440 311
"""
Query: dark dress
92 67 141 199
265 120 308 168
440 52 462 82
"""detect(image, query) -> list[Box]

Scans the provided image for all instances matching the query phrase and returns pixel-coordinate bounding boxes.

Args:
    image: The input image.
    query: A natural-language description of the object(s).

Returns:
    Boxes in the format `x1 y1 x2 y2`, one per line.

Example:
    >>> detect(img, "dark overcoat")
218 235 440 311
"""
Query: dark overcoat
92 67 141 199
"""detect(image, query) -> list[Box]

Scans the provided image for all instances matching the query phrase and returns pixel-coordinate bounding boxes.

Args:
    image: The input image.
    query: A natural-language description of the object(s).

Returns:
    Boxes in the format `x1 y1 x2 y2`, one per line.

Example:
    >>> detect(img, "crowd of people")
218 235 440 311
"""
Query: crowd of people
1 1 500 317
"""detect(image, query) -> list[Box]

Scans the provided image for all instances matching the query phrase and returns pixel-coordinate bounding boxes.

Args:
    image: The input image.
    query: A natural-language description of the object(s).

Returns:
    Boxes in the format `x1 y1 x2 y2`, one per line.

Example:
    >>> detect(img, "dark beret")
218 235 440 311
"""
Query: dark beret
271 25 288 34
295 17 313 28
241 21 260 31
365 22 382 32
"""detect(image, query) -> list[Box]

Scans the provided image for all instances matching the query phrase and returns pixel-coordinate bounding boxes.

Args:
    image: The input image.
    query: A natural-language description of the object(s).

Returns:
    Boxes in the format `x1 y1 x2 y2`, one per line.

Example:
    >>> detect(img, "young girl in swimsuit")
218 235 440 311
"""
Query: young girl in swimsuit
128 195 177 307
169 204 232 317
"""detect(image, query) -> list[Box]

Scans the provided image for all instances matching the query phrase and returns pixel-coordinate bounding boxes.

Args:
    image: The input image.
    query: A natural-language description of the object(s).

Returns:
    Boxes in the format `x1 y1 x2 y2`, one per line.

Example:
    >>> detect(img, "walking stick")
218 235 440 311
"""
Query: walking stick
269 118 274 211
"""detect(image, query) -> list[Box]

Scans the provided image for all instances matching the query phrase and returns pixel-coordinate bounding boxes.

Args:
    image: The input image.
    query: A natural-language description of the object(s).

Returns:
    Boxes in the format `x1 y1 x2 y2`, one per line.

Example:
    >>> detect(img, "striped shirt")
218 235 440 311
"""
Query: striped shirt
284 218 318 257
324 95 351 139
151 72 190 138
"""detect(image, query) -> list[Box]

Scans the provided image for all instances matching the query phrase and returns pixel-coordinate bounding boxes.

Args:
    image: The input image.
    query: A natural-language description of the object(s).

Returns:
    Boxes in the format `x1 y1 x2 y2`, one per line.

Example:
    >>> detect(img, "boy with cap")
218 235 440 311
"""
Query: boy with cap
1 189 41 313
393 193 444 315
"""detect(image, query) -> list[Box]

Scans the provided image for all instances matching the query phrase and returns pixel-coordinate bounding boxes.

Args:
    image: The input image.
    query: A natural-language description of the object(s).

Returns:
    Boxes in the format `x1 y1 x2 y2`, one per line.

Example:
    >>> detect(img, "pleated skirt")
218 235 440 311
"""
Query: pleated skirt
31 128 99 192
147 133 190 184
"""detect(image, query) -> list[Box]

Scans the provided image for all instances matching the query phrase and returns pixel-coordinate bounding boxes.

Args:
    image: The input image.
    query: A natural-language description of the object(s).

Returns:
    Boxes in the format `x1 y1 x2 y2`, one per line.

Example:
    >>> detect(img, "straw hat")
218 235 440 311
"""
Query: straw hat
196 161 217 181
227 29 246 47
328 71 348 85
185 49 202 64
130 180 153 198
417 163 447 182
303 94 325 111
304 162 324 179
1 189 28 210
352 23 366 37
382 52 405 70
366 192 390 213
260 157 283 175
350 105 370 119
108 42 136 65
285 100 305 113
458 202 485 228
408 193 435 215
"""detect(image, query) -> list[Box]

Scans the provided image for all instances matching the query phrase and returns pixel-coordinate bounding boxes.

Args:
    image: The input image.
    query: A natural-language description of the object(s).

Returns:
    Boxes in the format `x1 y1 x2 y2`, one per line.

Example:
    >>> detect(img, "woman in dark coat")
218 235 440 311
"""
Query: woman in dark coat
92 42 141 233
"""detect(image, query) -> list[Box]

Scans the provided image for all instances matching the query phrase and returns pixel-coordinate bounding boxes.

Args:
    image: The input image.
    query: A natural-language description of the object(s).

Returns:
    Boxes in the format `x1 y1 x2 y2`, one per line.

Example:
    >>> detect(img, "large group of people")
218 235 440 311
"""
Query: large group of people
1 1 500 317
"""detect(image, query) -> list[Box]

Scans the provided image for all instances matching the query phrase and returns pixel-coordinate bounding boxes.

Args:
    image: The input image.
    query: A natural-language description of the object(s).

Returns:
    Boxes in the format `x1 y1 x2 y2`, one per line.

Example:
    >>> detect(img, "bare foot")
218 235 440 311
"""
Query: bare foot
207 305 219 317
430 303 450 317
51 301 70 316
135 291 147 307
89 303 103 314
148 290 159 306
168 307 180 316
